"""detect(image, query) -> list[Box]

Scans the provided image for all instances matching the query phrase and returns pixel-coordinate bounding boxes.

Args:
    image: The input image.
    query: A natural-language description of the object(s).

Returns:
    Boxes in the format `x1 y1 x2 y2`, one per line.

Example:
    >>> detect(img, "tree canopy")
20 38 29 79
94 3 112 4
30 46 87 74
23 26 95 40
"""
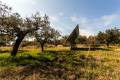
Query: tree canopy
35 16 60 51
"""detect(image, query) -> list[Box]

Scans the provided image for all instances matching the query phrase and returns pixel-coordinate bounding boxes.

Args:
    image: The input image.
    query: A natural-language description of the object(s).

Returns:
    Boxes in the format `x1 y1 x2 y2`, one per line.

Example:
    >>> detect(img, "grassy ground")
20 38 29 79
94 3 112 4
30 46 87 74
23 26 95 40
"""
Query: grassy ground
0 46 120 80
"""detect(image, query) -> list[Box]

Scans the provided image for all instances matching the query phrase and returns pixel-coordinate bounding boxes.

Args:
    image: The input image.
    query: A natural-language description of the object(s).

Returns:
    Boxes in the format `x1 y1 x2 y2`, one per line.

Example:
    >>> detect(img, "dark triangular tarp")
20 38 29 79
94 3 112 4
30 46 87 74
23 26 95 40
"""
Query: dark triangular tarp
67 24 79 43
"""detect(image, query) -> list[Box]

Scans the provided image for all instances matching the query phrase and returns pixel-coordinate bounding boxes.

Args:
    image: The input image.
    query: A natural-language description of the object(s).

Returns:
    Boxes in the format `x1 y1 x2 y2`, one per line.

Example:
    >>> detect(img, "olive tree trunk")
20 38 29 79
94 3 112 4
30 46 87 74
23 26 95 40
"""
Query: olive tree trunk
11 36 25 56
41 43 44 52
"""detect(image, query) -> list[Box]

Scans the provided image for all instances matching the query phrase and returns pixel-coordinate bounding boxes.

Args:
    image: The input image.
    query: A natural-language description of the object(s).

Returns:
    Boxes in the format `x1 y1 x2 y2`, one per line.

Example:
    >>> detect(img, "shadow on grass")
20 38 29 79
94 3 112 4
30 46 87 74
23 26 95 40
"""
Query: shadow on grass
0 50 28 53
0 50 10 53
0 51 100 79
45 48 111 52
71 47 111 51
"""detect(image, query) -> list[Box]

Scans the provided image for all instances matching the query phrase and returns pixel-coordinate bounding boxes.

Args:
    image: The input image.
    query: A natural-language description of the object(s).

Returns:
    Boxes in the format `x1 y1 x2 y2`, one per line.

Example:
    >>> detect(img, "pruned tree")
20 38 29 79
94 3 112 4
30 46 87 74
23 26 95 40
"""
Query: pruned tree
35 15 60 52
52 30 61 46
0 2 44 56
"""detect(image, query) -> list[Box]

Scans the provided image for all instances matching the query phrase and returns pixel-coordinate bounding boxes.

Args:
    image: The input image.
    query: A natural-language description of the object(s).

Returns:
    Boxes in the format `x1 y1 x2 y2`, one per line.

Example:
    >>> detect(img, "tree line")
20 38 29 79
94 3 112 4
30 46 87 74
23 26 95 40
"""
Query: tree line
76 27 120 47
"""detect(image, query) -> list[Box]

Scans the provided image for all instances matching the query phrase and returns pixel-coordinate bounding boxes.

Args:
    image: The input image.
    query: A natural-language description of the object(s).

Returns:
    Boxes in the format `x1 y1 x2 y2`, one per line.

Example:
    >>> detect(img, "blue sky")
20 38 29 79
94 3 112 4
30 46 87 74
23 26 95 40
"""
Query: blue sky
1 0 120 36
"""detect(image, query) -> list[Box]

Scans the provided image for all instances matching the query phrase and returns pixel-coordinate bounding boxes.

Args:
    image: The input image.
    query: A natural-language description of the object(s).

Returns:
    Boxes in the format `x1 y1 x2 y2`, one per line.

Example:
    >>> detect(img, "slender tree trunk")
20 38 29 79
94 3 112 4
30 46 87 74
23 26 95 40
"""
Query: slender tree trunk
11 36 24 56
106 43 109 47
41 44 44 52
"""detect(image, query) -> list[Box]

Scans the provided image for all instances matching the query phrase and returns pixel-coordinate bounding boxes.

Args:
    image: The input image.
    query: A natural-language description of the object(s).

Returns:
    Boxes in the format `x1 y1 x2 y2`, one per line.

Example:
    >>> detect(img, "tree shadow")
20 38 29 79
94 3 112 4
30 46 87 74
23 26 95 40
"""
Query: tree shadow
71 47 111 51
0 50 10 53
0 51 100 80
0 50 28 53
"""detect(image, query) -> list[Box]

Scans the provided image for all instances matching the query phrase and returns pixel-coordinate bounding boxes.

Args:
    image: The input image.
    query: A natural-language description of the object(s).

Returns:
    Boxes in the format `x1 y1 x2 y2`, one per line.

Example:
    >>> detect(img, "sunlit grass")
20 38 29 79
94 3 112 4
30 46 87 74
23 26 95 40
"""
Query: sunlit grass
0 46 120 79
45 46 70 51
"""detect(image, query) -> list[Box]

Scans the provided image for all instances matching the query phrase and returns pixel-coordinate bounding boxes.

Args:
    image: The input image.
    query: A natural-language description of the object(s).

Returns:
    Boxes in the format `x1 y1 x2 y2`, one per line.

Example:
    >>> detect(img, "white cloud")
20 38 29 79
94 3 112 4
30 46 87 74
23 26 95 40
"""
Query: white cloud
49 16 59 22
1 0 36 6
58 12 64 16
80 29 93 37
1 0 38 17
70 16 79 22
80 18 89 24
70 16 89 24
101 14 119 26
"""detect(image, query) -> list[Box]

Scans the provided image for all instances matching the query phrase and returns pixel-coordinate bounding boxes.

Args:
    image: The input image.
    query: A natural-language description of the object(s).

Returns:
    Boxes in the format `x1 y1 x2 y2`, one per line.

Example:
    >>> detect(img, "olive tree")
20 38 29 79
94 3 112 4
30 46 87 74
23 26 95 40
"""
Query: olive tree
0 2 44 56
35 15 60 52
97 27 120 47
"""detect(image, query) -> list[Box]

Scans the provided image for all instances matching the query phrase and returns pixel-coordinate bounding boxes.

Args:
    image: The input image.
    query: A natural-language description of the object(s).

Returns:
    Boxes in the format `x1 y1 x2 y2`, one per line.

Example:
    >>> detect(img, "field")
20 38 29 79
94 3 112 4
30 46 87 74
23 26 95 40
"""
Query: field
0 46 120 80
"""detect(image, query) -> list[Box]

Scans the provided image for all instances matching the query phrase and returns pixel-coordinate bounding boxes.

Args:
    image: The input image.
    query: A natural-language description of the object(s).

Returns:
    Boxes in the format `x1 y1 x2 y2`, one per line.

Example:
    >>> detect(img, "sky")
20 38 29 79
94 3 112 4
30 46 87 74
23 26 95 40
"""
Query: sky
1 0 120 36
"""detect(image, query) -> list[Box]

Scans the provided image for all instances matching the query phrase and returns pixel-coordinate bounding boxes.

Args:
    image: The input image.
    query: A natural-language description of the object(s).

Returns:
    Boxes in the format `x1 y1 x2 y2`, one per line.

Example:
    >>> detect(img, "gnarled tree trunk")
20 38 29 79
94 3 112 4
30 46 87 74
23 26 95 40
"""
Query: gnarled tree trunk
11 35 25 56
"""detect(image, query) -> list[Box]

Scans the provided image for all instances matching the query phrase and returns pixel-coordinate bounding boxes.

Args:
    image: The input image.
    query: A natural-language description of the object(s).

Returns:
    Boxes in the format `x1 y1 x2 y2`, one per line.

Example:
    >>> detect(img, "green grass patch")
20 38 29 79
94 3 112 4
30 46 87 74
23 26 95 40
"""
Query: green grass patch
0 47 120 79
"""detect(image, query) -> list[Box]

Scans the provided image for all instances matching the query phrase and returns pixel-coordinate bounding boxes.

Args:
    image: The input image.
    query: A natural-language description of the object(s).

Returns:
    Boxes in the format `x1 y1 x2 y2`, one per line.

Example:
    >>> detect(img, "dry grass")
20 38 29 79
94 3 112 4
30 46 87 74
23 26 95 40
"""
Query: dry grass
0 46 120 80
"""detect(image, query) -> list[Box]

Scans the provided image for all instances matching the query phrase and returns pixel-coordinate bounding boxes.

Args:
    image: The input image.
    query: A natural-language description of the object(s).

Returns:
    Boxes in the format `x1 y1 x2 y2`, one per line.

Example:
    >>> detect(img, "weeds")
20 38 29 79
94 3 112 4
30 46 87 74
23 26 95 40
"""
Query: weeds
0 47 120 79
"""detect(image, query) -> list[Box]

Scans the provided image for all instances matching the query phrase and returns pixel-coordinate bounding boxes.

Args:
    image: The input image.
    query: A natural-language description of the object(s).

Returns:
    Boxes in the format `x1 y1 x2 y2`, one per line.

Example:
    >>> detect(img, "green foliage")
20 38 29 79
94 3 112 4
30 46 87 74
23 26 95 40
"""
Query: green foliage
77 35 87 44
105 27 120 44
97 27 120 47
96 31 106 44
35 17 61 51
